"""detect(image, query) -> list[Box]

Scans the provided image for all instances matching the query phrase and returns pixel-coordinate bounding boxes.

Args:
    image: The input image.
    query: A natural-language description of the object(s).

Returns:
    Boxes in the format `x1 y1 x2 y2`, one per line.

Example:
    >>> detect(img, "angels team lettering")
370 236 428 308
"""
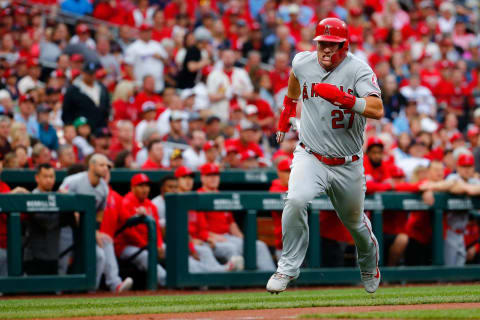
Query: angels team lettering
302 82 353 101
302 83 355 129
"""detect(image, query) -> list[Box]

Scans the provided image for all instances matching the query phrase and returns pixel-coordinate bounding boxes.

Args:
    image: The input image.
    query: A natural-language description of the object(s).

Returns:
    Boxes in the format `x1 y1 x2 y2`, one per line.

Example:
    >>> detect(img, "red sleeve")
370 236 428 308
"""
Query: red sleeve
394 182 421 192
197 212 209 241
366 180 392 193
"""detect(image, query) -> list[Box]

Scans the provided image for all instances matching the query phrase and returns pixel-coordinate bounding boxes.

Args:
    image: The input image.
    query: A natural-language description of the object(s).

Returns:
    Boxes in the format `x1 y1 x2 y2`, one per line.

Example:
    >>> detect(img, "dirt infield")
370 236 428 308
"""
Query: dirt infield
47 302 480 320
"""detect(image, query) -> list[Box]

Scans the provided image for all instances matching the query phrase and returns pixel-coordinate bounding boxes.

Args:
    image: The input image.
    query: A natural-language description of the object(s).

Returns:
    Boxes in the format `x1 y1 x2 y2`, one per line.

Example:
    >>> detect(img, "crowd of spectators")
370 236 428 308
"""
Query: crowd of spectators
1 0 480 290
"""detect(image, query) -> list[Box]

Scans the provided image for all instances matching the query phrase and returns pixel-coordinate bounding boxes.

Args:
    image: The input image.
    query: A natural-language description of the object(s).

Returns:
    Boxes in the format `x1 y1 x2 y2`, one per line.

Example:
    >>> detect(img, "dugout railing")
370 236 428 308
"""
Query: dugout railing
164 192 480 288
0 194 159 293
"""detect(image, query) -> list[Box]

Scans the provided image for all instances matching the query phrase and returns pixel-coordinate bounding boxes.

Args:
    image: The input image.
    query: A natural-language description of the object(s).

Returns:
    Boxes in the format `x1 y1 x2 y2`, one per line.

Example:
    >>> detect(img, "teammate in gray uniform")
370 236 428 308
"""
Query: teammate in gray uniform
59 154 133 292
267 18 384 294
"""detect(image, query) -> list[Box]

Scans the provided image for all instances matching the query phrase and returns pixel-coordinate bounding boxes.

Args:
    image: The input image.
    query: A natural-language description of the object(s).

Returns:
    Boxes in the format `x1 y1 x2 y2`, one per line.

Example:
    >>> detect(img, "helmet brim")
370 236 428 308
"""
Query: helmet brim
313 35 346 42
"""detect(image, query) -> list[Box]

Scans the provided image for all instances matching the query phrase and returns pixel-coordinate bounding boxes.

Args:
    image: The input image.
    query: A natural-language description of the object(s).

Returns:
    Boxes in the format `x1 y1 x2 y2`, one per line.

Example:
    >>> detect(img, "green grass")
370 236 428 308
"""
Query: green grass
302 308 480 319
0 284 479 319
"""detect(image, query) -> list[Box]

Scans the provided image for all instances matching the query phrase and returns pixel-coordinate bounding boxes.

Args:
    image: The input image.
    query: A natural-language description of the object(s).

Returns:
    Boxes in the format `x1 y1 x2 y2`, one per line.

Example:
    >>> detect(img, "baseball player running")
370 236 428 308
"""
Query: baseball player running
266 18 384 294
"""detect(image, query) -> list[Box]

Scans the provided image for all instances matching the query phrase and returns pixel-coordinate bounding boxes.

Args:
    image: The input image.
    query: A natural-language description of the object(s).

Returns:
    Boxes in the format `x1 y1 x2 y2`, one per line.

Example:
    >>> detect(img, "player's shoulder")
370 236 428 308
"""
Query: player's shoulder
345 52 374 73
292 51 316 68
63 171 86 184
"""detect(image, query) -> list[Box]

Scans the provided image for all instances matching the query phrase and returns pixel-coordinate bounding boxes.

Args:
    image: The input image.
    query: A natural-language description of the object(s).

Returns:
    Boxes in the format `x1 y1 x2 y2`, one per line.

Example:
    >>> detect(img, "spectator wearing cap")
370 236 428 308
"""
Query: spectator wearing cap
169 149 184 170
18 59 43 95
198 163 276 271
62 61 111 132
157 95 188 138
92 127 112 157
110 120 140 161
206 49 253 122
141 139 165 169
203 141 219 165
115 173 167 286
0 116 11 160
183 130 207 170
135 101 158 144
238 150 259 169
222 145 240 169
14 94 39 138
37 104 58 151
225 119 264 159
69 24 95 50
164 111 188 144
269 158 291 259
72 116 94 158
124 24 168 92
450 132 466 150
467 126 480 149
176 31 212 90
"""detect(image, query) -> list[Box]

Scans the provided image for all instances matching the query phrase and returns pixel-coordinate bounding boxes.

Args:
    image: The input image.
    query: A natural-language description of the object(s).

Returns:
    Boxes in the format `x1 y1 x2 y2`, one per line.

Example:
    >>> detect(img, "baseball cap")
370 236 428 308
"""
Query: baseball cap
239 150 257 161
389 166 405 178
71 54 84 62
19 94 34 103
239 119 258 131
367 136 384 150
450 132 464 143
93 127 112 138
206 115 221 125
131 173 151 186
73 116 88 128
277 158 292 172
83 61 100 74
76 23 89 34
457 153 474 167
245 104 258 116
27 58 40 68
96 68 107 79
203 141 216 152
225 145 238 154
139 23 152 31
52 69 66 78
169 110 184 121
141 101 157 113
174 165 194 178
199 163 220 175
467 126 480 138
71 69 81 79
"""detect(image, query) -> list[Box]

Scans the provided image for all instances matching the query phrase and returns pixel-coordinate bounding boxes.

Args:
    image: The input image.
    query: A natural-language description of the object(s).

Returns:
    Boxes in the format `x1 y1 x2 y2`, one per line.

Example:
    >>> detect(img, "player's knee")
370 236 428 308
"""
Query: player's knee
96 247 106 267
286 195 309 211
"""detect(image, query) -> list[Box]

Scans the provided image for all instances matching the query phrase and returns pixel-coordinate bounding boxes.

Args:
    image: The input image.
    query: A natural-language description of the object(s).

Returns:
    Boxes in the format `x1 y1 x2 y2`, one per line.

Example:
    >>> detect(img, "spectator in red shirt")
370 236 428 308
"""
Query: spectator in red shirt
199 163 276 271
269 158 291 259
141 139 165 169
110 120 140 161
269 52 291 95
225 120 264 158
134 75 164 118
115 173 166 286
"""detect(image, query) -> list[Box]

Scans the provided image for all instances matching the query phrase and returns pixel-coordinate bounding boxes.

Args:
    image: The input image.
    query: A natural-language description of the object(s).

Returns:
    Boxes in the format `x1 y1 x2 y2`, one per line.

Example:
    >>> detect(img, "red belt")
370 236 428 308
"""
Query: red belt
300 142 359 166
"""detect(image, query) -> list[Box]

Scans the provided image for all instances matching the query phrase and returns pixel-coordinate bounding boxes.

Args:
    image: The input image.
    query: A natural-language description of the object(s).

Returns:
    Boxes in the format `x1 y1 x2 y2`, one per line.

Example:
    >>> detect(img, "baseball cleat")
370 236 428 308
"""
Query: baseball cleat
266 272 298 293
360 267 380 293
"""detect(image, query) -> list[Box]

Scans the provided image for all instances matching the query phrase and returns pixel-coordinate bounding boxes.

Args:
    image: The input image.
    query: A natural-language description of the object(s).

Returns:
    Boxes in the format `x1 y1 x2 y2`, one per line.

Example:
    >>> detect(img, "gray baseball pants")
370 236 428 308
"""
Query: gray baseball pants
191 243 227 272
121 246 167 286
0 248 6 276
213 234 276 271
277 145 379 278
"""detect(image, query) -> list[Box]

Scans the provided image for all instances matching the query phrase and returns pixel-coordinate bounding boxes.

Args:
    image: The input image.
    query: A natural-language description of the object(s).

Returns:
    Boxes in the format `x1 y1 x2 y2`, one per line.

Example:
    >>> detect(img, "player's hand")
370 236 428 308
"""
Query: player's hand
276 131 285 143
313 83 356 109
422 190 435 206
289 117 298 131
467 245 477 261
96 231 113 248
136 206 147 215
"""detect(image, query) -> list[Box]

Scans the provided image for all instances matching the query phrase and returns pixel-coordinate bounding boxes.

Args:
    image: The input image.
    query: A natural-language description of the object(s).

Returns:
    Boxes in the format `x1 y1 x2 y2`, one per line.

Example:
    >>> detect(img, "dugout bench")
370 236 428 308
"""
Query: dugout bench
164 192 480 288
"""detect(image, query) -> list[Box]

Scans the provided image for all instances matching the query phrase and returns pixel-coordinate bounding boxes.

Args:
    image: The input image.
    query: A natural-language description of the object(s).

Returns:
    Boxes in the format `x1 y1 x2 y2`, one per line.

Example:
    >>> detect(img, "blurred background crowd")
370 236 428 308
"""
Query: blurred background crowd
1 0 480 288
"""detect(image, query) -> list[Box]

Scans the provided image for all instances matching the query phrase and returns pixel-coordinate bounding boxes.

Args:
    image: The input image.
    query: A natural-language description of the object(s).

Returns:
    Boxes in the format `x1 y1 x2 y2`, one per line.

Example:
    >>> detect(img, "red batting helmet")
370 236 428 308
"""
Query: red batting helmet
313 18 349 66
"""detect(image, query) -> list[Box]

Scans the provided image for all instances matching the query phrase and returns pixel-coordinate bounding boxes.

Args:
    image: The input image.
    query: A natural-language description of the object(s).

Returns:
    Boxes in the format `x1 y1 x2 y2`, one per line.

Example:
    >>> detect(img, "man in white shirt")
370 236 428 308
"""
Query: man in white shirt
399 73 436 117
206 49 253 122
183 130 207 170
124 24 168 93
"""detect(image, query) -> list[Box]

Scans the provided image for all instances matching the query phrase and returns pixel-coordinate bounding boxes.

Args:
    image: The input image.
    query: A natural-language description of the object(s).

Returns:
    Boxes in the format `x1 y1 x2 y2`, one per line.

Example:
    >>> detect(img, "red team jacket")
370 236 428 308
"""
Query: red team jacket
100 187 123 239
269 179 287 250
0 182 10 249
115 192 163 256
198 188 234 234
188 210 209 242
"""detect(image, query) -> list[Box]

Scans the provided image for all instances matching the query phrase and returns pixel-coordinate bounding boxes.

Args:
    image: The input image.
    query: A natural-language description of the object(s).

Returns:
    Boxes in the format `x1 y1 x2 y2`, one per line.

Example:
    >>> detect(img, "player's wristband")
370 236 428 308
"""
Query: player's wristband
278 96 298 132
352 97 366 114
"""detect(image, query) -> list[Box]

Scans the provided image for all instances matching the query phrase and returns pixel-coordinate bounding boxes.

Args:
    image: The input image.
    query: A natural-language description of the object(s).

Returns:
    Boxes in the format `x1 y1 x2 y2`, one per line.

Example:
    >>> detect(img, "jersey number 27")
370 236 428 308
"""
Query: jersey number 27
331 109 355 129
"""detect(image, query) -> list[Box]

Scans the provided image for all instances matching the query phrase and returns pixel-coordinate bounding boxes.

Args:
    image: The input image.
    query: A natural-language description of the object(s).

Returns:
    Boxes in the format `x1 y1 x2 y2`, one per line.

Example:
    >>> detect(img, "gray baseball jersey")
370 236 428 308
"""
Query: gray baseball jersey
293 52 380 157
60 171 108 211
